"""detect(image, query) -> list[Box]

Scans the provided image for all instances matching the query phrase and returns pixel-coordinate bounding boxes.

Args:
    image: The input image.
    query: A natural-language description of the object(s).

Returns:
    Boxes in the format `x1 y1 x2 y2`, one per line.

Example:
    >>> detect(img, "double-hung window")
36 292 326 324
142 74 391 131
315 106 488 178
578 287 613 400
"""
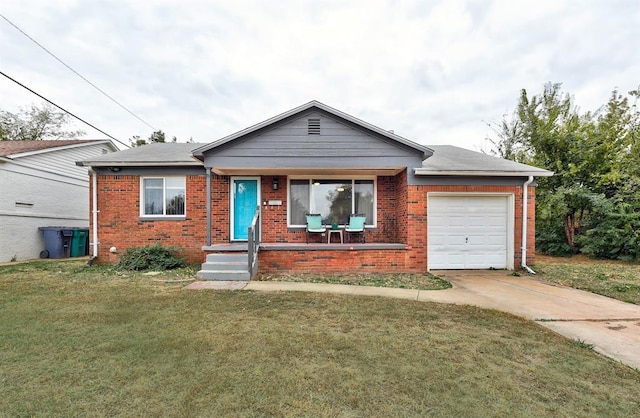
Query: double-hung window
289 178 375 227
141 177 186 217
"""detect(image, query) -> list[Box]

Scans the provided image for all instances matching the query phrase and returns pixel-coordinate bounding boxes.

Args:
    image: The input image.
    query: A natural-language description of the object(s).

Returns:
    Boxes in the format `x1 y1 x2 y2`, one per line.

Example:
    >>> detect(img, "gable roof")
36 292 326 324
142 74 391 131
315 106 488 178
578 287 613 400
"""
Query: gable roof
416 145 553 177
192 100 433 159
76 142 205 167
0 139 114 158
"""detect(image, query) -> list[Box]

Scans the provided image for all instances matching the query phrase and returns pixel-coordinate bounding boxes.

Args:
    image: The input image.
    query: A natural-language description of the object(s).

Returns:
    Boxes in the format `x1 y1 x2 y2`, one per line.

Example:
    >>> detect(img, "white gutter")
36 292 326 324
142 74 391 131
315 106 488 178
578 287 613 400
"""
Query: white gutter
414 169 553 177
521 176 536 274
90 168 99 261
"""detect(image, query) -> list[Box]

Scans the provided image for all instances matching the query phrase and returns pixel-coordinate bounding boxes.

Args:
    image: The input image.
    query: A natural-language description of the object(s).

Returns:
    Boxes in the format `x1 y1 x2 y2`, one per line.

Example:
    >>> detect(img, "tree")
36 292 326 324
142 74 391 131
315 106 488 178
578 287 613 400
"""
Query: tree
488 83 640 260
0 103 85 140
129 130 177 147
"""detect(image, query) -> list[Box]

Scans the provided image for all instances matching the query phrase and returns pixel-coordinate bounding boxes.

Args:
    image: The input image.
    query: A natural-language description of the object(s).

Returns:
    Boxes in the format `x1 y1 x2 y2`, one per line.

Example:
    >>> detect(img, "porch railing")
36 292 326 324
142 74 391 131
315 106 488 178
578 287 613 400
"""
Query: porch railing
247 205 260 279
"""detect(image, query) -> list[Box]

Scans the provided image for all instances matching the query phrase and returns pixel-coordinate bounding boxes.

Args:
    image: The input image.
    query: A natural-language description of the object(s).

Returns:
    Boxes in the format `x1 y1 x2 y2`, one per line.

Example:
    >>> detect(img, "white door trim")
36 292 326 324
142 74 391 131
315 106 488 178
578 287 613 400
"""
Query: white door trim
230 176 261 242
427 192 514 270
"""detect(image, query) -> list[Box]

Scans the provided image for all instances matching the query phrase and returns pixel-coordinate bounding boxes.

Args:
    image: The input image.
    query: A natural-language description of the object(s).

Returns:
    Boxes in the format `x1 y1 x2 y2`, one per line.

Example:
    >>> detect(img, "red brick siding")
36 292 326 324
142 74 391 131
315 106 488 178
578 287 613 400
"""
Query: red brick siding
260 249 422 274
259 183 537 274
258 175 403 244
395 170 409 244
417 185 537 267
211 175 230 242
92 174 207 264
92 172 537 270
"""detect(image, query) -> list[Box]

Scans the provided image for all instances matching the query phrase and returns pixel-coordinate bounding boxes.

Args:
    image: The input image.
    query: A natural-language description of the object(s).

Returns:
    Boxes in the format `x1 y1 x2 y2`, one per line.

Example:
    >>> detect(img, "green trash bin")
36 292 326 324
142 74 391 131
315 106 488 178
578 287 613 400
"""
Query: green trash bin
71 228 89 257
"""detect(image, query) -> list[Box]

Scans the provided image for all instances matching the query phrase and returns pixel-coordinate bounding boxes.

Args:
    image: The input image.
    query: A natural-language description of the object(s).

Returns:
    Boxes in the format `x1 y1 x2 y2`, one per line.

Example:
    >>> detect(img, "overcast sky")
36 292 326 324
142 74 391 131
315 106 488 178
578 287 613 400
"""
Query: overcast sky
1 0 638 151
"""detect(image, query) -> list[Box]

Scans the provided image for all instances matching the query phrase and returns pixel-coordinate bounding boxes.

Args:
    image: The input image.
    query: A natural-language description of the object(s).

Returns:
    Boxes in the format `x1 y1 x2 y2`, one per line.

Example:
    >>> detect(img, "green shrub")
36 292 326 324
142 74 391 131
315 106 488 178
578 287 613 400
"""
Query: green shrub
116 243 185 271
578 204 640 261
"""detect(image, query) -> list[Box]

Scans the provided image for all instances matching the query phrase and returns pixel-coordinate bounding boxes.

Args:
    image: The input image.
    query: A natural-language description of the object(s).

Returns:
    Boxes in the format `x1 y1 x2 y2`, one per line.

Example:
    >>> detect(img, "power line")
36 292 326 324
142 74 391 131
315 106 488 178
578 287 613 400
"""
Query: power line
0 70 130 148
0 12 157 131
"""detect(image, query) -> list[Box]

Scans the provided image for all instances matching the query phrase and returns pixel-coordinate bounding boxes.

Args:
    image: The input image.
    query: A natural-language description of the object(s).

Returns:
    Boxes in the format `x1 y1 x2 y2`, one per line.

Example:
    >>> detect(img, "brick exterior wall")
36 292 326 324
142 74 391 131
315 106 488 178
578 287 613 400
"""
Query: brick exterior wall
92 174 208 264
260 249 418 274
258 183 537 273
415 184 537 267
92 172 537 271
256 175 403 244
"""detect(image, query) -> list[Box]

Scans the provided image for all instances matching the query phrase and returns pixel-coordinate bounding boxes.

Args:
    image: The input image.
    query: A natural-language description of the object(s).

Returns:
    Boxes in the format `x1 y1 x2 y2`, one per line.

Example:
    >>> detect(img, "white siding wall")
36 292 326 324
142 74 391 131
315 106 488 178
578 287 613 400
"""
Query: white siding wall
0 142 112 262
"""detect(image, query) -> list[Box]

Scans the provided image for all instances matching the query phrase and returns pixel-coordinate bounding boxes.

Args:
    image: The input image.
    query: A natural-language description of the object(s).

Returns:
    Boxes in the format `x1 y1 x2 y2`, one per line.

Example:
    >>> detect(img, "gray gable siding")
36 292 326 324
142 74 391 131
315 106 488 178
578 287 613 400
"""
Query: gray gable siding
17 143 114 181
202 111 425 182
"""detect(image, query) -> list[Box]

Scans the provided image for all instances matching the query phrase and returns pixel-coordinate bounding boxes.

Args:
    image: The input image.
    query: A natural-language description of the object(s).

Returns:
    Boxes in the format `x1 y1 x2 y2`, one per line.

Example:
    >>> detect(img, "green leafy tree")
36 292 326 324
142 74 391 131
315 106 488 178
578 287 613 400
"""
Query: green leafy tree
488 83 640 260
129 130 177 147
0 103 85 140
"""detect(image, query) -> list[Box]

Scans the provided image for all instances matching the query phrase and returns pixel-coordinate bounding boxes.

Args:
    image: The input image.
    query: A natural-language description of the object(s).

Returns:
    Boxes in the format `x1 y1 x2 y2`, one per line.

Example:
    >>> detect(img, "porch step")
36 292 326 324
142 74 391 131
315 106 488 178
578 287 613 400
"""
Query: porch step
196 270 251 281
197 253 250 281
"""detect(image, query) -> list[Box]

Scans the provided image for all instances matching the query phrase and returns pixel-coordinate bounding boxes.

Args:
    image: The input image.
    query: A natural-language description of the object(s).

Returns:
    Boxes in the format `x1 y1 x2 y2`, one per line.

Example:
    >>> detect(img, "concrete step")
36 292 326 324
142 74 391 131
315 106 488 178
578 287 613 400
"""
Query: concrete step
200 260 247 271
205 253 248 263
196 270 251 281
198 252 251 281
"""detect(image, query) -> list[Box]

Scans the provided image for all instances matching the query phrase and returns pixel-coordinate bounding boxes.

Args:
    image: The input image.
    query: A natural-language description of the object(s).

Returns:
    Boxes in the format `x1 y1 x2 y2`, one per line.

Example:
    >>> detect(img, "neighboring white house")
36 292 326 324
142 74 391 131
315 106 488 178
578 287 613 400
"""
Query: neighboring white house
0 140 118 262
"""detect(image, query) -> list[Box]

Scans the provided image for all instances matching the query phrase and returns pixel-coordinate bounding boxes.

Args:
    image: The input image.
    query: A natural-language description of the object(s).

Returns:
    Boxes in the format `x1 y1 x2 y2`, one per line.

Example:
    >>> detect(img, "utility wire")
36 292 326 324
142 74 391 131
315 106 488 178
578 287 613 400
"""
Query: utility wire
0 12 157 131
0 70 130 148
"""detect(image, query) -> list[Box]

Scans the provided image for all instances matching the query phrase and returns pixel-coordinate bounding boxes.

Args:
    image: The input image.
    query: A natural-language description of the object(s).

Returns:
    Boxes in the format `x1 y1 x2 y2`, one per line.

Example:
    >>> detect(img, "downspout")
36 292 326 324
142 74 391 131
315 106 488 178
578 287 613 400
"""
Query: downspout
521 176 536 274
89 168 99 264
206 168 212 246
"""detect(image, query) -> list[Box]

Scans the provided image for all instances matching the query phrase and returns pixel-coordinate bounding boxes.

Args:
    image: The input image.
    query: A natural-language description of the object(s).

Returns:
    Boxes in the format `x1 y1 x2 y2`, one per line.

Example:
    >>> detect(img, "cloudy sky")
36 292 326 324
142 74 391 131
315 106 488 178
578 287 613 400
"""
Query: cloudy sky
1 0 638 151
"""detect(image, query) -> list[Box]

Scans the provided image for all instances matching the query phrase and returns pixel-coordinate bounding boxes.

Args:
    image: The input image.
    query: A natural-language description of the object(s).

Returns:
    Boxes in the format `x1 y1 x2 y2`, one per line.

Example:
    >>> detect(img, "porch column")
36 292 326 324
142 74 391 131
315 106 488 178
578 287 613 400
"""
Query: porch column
206 168 212 246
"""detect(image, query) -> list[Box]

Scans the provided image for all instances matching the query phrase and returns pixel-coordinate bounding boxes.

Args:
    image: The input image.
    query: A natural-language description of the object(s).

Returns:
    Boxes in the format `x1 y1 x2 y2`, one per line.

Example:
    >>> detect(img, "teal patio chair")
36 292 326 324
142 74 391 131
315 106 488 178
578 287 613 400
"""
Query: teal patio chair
345 214 367 243
305 213 326 243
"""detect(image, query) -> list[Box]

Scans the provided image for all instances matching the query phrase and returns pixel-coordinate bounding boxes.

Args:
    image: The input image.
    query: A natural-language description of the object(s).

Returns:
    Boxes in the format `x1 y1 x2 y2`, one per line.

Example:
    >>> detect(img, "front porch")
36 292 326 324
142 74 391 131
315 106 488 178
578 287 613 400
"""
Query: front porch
197 242 418 280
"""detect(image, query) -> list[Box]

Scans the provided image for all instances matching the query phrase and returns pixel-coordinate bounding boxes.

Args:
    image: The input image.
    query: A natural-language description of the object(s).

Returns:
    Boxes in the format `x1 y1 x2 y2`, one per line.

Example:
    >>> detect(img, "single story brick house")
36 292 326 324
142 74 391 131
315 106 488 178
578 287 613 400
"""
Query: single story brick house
78 101 552 279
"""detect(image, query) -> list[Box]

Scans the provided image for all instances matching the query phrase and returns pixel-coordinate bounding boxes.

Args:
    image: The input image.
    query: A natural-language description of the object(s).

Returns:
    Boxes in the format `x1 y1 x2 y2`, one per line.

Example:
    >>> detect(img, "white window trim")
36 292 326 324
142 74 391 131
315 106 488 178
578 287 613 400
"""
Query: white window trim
287 176 377 228
139 176 186 218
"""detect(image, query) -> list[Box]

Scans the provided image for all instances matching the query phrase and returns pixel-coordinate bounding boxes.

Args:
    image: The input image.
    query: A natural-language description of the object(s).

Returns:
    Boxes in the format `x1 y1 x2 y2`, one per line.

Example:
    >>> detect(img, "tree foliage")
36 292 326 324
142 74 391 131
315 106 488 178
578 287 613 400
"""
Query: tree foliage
0 103 85 140
129 130 177 147
488 82 640 260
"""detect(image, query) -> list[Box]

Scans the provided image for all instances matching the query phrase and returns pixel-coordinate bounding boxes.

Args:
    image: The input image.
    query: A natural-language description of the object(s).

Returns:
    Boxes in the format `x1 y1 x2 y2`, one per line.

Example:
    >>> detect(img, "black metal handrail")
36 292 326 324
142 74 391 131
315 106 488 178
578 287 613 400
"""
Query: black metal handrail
247 206 260 279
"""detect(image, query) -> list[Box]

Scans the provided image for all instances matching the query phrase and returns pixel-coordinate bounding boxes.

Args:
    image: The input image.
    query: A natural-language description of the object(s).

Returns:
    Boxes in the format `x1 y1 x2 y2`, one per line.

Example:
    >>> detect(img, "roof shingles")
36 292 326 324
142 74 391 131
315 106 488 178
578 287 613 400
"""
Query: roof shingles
0 139 101 157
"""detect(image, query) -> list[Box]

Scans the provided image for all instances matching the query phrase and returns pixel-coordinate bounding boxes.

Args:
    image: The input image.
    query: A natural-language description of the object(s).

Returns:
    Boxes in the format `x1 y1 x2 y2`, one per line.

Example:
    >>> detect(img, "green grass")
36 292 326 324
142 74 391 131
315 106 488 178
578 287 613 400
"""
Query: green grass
257 271 452 290
1 260 639 416
535 256 640 304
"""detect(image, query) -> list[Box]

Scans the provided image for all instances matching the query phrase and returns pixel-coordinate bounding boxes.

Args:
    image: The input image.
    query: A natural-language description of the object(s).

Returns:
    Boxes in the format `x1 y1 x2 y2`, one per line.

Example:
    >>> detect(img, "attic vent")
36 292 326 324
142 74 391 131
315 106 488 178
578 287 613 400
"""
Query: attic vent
308 118 321 135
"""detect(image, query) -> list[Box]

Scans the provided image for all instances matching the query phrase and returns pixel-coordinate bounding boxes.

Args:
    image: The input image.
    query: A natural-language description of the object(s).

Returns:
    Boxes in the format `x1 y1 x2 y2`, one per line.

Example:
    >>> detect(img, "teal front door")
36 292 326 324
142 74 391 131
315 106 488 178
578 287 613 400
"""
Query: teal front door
231 178 259 241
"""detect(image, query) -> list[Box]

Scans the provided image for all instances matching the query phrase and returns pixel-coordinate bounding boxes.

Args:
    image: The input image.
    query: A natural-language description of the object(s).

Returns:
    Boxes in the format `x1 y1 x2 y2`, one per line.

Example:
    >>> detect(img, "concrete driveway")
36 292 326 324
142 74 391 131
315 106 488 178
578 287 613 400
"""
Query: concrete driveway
428 270 640 370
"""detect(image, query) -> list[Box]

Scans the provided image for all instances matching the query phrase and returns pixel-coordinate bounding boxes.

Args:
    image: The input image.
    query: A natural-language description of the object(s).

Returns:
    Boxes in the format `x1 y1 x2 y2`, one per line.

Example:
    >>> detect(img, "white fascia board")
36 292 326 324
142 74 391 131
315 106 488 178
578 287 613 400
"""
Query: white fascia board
78 161 203 167
414 168 554 177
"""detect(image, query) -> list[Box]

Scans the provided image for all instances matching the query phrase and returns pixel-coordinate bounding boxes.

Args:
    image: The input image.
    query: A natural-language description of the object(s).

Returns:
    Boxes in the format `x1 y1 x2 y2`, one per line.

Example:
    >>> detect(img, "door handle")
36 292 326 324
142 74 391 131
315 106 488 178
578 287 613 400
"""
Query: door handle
465 237 468 244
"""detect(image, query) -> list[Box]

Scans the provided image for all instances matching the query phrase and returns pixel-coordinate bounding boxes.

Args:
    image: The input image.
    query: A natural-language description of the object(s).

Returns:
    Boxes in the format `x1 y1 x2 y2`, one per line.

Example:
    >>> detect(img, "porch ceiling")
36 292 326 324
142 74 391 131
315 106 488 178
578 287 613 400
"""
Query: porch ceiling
210 167 405 176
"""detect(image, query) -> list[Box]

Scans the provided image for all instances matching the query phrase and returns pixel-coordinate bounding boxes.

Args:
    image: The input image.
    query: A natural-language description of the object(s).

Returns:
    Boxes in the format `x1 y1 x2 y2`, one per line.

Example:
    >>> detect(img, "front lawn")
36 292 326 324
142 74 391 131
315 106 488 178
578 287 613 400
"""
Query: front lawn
535 255 640 305
257 271 452 290
1 260 639 416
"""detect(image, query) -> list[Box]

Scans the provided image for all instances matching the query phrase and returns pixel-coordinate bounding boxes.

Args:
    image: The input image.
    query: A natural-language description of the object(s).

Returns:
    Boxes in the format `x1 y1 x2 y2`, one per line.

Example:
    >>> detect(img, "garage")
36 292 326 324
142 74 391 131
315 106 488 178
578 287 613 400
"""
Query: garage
428 194 512 270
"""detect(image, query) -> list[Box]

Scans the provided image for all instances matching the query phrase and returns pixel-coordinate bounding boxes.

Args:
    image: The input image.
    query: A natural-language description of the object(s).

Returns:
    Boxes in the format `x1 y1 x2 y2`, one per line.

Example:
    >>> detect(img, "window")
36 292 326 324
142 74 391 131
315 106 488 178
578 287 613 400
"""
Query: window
289 178 375 226
141 177 186 217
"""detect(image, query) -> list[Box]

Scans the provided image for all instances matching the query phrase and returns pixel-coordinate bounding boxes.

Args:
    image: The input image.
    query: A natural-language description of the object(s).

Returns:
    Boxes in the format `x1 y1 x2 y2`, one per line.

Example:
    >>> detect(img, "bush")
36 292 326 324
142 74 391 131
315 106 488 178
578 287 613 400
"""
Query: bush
578 204 640 261
116 243 185 271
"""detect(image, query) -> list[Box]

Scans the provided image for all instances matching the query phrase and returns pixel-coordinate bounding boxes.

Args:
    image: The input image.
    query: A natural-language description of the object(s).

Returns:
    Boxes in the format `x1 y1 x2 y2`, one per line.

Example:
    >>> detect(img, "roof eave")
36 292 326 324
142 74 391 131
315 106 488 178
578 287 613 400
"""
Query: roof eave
77 161 204 167
414 168 554 177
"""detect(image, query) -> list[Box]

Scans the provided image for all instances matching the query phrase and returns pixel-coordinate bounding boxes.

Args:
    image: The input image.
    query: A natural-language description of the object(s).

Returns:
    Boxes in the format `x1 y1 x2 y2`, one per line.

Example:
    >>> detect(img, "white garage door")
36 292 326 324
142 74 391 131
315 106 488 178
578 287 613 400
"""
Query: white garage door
428 195 509 269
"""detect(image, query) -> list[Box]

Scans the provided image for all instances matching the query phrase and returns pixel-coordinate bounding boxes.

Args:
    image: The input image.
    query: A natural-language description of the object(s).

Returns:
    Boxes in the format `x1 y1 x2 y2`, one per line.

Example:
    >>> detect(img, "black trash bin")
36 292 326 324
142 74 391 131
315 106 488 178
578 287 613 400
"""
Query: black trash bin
39 227 74 258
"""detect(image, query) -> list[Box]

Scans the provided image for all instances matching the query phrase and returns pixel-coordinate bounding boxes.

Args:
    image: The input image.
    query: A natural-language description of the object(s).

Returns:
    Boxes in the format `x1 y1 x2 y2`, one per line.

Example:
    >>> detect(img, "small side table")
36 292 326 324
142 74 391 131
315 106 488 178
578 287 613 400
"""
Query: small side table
327 229 343 244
